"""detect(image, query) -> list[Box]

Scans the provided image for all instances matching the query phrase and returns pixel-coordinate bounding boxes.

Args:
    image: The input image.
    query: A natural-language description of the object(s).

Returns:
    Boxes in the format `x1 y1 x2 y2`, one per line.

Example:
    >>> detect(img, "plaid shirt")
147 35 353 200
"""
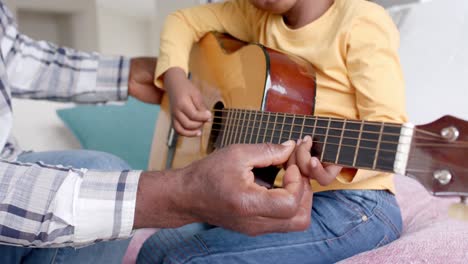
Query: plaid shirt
0 2 141 247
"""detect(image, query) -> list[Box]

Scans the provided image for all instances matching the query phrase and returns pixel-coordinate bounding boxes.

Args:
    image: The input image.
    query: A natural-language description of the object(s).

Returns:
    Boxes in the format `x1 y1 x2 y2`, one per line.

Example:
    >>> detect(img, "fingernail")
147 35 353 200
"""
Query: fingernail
310 158 318 168
304 136 312 142
282 140 294 146
196 131 202 137
297 139 302 145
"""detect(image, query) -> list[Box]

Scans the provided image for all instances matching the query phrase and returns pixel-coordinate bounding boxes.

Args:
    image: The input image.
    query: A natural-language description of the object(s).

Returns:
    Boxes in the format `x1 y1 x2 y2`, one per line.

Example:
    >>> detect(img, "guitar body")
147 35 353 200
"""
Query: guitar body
149 33 316 170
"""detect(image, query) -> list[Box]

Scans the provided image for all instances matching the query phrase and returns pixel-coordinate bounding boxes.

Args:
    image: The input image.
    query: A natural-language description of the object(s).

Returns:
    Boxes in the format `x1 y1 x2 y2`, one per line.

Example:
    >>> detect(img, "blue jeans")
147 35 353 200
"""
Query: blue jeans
138 189 402 264
0 150 132 264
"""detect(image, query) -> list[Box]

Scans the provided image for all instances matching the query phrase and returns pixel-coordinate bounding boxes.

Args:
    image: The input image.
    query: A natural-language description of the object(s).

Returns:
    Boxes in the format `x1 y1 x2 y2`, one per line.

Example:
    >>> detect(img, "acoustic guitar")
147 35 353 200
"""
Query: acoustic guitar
149 32 468 218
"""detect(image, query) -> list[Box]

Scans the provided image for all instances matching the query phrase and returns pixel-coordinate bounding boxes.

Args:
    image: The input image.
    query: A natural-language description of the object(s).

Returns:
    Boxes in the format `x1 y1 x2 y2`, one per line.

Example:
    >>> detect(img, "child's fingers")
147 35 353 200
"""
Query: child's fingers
190 93 212 121
185 108 212 122
175 111 205 130
308 158 338 186
173 120 203 137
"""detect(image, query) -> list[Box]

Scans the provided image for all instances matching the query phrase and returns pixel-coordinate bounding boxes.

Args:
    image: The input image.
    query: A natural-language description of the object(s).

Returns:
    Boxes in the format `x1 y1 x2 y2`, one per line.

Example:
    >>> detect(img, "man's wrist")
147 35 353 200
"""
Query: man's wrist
133 169 196 229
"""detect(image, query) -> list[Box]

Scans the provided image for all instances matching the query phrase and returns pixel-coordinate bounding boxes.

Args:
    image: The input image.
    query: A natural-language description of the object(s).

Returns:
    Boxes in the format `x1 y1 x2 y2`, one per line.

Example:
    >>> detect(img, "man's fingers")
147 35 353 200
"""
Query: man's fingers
295 138 313 176
240 141 296 169
234 174 312 235
239 164 305 219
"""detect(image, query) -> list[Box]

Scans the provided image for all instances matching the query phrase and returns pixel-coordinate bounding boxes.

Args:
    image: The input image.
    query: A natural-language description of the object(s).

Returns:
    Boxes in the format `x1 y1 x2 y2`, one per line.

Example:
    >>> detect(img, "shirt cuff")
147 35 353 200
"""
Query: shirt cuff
95 56 131 102
73 169 141 246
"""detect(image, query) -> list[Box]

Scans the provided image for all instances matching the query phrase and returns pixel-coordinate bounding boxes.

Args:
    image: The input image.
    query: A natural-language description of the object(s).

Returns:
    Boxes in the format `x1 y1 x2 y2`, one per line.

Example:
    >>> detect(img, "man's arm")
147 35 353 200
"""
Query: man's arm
0 142 312 248
0 3 128 103
0 160 140 248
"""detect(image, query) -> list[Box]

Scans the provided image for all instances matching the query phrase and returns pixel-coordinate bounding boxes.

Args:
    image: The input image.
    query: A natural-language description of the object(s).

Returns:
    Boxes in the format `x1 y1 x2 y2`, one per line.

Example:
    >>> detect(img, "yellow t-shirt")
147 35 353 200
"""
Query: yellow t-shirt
155 0 408 193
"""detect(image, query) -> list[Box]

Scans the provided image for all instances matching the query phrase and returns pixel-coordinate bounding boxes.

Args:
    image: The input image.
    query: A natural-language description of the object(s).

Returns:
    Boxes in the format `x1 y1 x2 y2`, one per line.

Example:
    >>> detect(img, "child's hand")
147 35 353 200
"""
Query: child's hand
164 68 212 137
287 136 342 186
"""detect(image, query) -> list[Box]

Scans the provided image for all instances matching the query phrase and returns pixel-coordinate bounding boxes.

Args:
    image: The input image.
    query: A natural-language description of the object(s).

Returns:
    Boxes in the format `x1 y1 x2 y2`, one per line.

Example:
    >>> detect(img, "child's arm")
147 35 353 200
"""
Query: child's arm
157 0 256 136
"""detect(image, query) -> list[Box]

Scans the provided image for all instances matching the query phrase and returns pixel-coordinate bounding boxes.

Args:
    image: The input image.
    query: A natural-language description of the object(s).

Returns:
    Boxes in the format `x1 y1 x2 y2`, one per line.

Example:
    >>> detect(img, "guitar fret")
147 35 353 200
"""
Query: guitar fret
311 117 318 141
335 119 347 164
219 111 227 148
289 114 296 140
320 118 332 161
249 111 257 144
372 122 385 170
223 109 232 147
238 109 245 144
238 109 246 144
263 112 270 143
280 113 286 143
231 109 239 145
378 124 402 171
352 120 365 167
255 111 263 144
244 110 252 144
299 115 306 140
273 112 280 144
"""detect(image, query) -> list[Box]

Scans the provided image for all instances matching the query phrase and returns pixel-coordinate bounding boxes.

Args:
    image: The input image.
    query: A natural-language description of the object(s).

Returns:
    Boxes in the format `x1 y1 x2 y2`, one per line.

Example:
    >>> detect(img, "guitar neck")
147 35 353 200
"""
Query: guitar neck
213 109 414 174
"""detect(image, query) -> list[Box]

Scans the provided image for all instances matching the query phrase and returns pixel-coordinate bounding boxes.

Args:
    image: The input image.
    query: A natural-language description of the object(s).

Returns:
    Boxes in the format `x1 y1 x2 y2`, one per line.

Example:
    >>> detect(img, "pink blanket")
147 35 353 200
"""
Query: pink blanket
124 175 468 263
340 175 468 263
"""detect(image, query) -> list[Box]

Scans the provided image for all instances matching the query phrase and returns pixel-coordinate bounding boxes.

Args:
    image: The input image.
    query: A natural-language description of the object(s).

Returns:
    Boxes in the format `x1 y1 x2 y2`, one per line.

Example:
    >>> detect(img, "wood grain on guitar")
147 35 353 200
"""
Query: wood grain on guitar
148 32 468 218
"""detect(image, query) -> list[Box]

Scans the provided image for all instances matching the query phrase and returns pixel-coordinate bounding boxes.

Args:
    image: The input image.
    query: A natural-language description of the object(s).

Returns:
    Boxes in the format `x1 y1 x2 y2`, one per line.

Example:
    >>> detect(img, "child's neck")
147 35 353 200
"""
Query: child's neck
283 0 335 29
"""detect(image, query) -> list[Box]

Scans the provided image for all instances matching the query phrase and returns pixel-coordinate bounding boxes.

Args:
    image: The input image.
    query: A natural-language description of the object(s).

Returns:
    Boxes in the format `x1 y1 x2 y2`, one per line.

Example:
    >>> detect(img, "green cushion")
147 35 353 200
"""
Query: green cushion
57 97 160 170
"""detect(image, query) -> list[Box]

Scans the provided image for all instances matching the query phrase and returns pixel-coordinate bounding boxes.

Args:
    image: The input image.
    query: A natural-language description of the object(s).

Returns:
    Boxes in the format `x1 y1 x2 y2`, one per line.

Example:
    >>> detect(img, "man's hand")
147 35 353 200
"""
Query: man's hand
287 136 342 186
128 57 163 104
134 141 313 236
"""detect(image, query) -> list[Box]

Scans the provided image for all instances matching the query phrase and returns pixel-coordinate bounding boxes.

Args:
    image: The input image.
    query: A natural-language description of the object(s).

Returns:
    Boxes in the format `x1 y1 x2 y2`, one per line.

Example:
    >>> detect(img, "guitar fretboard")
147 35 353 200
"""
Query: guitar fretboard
212 109 409 173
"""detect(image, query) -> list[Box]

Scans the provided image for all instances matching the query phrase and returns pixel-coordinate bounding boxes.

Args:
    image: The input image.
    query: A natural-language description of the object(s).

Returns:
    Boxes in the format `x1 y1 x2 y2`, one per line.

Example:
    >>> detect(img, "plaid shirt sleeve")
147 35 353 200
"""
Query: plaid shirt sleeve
0 159 141 248
0 5 129 103
0 4 141 248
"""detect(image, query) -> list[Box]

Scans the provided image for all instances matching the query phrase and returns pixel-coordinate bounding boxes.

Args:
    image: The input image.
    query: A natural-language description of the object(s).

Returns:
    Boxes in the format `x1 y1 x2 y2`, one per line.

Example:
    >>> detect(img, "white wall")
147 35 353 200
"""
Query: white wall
97 7 152 56
17 10 73 47
398 0 468 124
153 0 206 53
5 0 157 152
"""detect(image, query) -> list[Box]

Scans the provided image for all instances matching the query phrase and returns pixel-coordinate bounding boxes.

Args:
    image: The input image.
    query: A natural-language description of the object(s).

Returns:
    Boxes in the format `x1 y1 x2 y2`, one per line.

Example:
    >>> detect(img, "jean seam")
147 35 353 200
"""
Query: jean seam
374 208 401 238
194 234 211 253
168 235 211 264
334 191 374 218
373 235 389 250
50 248 59 264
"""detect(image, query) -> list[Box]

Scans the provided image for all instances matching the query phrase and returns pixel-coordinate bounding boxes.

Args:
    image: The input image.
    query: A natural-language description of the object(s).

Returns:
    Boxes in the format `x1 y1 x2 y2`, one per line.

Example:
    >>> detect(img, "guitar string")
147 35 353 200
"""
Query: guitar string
214 130 406 156
214 126 466 173
212 109 443 138
210 111 452 141
208 126 468 148
208 121 461 144
210 109 468 144
208 109 467 172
